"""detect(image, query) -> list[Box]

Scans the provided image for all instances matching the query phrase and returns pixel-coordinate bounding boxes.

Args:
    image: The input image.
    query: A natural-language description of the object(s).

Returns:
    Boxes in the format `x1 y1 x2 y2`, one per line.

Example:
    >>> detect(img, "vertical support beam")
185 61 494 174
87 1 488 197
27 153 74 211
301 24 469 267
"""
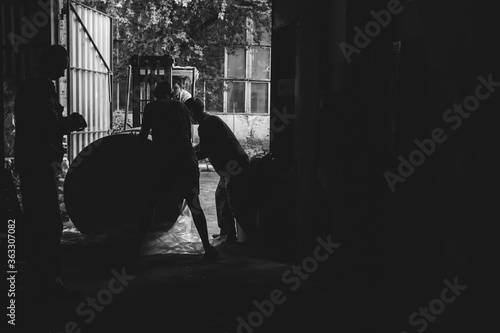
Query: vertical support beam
130 55 140 127
63 0 72 161
315 0 346 248
294 1 322 256
58 0 68 113
268 0 300 258
109 12 113 131
269 13 296 161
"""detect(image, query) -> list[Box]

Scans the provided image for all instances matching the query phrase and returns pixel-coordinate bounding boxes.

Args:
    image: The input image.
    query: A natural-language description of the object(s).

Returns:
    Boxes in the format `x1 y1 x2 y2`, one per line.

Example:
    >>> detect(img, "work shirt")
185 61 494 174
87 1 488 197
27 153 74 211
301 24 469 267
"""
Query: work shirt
14 72 76 171
195 114 249 176
172 89 192 103
139 98 198 175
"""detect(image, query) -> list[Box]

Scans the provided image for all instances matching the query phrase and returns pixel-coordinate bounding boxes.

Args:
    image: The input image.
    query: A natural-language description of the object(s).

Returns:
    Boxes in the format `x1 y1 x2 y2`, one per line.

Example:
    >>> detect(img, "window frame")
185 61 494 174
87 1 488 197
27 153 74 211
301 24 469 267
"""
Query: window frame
224 46 271 114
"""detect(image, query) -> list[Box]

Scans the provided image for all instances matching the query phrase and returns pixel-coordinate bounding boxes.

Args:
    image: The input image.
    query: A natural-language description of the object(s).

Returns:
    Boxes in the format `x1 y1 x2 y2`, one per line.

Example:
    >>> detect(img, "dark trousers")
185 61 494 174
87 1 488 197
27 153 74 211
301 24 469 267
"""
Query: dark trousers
215 177 236 237
18 163 63 286
215 171 257 239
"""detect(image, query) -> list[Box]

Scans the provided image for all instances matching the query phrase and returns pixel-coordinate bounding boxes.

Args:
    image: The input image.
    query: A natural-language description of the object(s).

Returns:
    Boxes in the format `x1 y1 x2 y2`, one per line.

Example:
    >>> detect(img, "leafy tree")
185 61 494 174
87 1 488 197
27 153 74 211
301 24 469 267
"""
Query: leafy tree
81 0 271 110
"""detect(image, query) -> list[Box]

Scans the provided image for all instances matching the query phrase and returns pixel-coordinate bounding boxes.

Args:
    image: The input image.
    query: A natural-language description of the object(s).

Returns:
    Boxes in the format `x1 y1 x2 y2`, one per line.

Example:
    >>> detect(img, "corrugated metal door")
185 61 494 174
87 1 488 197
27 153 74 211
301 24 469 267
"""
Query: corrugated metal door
67 1 112 162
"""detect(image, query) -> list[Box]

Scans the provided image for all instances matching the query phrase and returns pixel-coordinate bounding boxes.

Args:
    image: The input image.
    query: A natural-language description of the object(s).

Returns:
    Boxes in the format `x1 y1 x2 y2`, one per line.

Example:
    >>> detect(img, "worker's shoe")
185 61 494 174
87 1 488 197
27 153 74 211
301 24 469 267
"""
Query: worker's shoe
213 233 237 242
237 235 268 249
30 277 81 302
203 246 219 260
50 277 81 300
226 234 237 243
212 234 238 247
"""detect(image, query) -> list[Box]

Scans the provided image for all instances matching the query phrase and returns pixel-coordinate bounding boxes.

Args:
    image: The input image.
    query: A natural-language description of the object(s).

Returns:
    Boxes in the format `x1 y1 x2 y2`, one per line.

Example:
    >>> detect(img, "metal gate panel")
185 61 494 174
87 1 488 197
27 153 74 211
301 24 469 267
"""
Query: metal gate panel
67 1 112 162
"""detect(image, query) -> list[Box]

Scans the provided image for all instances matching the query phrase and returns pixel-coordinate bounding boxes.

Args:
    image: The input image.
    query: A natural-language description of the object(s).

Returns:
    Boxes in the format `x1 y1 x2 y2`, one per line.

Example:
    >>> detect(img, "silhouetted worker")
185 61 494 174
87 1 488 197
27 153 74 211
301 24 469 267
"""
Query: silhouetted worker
133 82 217 258
14 44 87 299
185 97 258 244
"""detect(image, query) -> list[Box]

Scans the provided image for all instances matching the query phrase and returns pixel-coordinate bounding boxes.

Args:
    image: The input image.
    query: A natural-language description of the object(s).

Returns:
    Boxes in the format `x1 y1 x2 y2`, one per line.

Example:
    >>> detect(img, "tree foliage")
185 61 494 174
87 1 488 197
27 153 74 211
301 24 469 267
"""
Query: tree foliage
81 0 272 83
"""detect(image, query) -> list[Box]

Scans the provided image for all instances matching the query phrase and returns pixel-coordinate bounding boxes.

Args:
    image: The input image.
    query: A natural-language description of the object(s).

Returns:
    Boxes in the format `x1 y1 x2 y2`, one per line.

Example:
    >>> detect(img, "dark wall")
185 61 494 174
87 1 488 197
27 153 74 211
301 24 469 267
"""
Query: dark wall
2 0 56 157
271 0 500 331
1 0 55 87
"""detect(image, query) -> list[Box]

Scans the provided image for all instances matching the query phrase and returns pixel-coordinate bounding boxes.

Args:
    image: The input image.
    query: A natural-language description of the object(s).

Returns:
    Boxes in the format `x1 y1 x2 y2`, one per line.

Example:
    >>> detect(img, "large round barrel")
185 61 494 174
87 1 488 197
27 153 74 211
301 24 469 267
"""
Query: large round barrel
64 133 181 235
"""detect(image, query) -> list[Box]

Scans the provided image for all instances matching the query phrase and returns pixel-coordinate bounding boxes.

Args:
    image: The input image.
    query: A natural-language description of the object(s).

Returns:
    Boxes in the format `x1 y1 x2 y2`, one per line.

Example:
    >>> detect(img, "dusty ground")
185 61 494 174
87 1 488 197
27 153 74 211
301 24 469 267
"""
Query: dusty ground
11 172 487 333
13 171 314 333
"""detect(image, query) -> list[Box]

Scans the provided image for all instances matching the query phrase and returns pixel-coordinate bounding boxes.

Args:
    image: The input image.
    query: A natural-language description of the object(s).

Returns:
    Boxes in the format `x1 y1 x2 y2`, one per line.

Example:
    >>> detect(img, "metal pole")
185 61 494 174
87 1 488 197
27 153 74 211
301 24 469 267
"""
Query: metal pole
233 102 236 133
124 65 132 131
203 81 206 106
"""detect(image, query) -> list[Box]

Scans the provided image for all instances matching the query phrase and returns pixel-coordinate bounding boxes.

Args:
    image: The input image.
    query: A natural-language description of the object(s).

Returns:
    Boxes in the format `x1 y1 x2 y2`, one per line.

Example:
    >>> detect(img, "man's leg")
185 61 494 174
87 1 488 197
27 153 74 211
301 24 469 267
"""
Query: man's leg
19 165 64 288
186 193 218 258
215 177 237 241
133 195 161 256
226 173 259 240
178 172 217 257
186 192 209 246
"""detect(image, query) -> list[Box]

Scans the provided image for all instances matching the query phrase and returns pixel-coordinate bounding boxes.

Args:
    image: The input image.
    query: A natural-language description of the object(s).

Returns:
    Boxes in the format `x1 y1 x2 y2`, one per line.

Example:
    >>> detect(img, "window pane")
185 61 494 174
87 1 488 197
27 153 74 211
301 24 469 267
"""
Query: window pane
227 81 246 113
203 80 224 112
227 48 246 79
252 18 271 46
251 47 270 80
260 28 271 46
251 83 268 113
230 16 247 45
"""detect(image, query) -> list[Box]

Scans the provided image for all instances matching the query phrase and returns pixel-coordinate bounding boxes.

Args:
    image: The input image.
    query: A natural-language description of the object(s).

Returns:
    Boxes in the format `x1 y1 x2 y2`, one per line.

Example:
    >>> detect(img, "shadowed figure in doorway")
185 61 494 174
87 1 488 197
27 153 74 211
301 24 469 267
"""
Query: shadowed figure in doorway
132 82 217 259
14 44 87 300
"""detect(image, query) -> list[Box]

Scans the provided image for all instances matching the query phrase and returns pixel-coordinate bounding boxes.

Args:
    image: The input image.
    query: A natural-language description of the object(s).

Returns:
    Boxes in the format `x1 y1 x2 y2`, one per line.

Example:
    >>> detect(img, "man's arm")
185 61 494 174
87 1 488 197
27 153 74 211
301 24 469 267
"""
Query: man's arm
130 104 154 257
180 102 192 139
18 79 61 136
195 123 210 160
137 104 152 144
57 108 87 134
35 79 86 135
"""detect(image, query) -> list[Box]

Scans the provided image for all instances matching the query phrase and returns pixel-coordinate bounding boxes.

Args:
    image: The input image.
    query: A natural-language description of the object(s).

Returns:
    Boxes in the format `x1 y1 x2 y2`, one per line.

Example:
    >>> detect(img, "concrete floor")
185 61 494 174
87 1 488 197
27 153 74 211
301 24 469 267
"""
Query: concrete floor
15 172 332 333
198 172 220 237
12 171 492 332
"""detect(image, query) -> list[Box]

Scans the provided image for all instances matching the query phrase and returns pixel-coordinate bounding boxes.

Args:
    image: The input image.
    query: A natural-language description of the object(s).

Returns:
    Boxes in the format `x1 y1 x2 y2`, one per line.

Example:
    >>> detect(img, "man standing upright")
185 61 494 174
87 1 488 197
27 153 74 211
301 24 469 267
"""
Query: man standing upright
14 45 87 299
133 82 217 258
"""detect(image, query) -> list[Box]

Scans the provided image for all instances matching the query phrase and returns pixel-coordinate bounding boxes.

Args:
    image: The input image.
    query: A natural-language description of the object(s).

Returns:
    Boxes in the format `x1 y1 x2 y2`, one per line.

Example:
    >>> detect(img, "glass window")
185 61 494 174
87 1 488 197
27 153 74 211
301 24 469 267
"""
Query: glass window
230 16 247 45
203 80 224 112
232 30 246 45
227 48 246 79
251 47 271 80
227 81 246 113
251 83 268 113
251 18 271 46
260 28 271 46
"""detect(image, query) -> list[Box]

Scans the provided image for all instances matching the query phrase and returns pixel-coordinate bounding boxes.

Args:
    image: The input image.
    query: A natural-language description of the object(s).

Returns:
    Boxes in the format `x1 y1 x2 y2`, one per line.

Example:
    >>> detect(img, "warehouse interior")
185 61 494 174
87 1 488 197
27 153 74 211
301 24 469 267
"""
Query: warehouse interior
2 0 500 332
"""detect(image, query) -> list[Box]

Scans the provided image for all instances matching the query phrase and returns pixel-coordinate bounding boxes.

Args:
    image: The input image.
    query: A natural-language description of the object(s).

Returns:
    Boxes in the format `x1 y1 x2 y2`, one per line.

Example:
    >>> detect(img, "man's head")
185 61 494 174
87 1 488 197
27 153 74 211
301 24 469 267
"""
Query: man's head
172 77 183 96
154 81 172 99
38 45 69 80
184 97 205 123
